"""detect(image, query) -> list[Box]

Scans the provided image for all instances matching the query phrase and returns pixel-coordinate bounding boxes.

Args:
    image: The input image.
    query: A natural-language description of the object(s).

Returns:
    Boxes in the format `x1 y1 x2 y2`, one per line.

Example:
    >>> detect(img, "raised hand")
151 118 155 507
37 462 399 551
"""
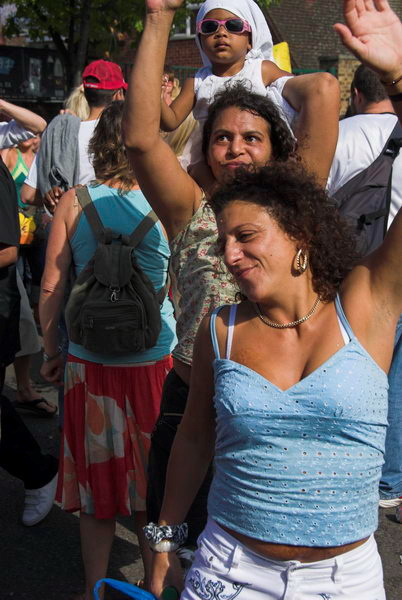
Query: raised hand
146 0 184 13
334 0 402 80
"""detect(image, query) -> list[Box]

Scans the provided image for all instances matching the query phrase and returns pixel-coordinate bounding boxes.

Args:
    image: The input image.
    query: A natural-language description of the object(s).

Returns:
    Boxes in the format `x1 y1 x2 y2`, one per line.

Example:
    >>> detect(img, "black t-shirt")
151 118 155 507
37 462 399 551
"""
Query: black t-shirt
0 157 20 366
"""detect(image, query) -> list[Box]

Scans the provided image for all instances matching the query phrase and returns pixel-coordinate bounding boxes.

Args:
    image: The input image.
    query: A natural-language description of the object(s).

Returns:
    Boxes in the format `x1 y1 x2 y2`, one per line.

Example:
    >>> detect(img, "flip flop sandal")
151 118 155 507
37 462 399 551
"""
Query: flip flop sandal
13 398 57 418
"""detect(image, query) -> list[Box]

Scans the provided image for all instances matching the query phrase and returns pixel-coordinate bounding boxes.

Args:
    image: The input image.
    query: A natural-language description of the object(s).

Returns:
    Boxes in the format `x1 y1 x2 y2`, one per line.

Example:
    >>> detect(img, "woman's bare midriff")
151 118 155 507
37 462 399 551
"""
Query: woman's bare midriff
220 523 369 563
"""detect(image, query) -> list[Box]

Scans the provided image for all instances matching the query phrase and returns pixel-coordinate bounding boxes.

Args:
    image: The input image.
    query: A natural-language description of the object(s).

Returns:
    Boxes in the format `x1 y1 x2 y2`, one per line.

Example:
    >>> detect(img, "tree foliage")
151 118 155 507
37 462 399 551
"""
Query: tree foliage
0 0 281 89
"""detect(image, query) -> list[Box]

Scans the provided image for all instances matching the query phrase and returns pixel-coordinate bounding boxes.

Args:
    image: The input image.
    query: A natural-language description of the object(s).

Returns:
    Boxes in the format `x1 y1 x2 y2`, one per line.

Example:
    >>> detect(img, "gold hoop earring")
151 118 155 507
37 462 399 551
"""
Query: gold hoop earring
296 248 308 274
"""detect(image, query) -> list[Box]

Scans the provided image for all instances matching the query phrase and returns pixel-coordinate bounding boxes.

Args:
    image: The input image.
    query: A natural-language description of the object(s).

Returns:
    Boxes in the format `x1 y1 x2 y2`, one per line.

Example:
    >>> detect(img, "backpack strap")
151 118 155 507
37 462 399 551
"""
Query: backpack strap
127 209 170 304
128 210 159 248
75 186 106 242
382 120 402 237
356 120 402 236
156 260 171 305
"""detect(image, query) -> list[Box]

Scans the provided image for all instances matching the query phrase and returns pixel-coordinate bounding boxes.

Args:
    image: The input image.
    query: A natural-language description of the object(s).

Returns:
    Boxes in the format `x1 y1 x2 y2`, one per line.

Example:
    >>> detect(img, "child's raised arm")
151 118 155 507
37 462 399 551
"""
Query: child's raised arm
160 76 196 131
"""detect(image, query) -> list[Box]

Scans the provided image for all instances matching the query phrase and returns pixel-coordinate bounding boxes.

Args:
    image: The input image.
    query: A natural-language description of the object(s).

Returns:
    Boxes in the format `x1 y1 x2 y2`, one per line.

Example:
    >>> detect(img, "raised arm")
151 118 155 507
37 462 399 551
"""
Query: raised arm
365 206 402 321
122 0 202 239
160 77 196 132
282 72 340 186
334 0 402 122
0 99 46 134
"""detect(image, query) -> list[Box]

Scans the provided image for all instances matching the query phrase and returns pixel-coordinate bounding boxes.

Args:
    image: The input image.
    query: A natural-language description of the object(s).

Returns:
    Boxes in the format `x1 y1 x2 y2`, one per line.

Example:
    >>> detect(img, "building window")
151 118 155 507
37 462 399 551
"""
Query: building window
171 3 201 39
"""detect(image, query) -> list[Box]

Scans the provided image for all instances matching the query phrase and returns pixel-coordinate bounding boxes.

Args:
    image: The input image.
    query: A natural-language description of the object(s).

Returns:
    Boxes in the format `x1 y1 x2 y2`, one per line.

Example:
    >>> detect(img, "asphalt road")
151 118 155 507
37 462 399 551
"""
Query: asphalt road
1 351 401 600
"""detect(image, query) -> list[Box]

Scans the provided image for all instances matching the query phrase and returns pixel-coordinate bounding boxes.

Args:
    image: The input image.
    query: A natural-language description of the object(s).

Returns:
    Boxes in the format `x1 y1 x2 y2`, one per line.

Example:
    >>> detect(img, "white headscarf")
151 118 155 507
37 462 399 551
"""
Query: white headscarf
195 0 274 67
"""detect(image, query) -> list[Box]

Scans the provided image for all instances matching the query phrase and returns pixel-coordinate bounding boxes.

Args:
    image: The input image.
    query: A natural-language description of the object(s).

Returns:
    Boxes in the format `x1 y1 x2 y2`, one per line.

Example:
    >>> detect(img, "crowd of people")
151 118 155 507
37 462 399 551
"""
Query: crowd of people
0 0 401 599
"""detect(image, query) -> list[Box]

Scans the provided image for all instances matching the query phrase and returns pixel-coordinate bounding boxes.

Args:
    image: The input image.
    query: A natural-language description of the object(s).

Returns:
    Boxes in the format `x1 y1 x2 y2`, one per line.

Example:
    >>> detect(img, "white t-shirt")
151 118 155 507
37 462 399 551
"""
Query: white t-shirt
328 113 402 228
24 119 98 189
0 120 35 149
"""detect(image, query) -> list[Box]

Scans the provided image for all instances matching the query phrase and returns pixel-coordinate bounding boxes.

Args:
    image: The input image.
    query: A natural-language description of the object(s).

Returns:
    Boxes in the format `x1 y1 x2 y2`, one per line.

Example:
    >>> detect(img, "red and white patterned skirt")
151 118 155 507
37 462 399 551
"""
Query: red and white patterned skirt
56 354 172 519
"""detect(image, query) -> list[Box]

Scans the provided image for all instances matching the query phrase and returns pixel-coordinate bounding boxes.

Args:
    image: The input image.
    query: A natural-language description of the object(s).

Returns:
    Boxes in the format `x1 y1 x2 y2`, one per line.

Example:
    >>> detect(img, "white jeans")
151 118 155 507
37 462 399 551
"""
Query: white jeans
181 519 385 600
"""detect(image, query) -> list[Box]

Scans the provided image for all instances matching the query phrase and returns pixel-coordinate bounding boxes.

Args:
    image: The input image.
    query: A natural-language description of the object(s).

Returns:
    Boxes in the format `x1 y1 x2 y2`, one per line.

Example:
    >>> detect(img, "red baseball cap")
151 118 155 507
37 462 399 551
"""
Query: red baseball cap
82 59 128 90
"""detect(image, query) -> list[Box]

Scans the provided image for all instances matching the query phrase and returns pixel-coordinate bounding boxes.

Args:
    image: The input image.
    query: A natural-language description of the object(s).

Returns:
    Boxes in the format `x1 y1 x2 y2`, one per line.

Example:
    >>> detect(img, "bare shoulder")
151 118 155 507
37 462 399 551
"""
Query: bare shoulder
261 60 290 86
55 187 82 237
56 188 78 213
195 306 231 353
339 264 374 322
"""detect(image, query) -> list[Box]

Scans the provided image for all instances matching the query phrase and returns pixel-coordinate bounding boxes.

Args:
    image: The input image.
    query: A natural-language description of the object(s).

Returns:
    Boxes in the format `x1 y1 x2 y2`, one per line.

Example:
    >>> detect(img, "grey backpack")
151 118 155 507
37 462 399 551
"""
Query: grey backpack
332 119 402 256
65 186 168 355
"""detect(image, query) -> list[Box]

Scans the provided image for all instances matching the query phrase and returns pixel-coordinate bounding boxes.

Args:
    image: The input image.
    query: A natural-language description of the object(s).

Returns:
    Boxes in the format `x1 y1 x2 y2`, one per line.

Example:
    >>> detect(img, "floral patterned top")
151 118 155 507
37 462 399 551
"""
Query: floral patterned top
170 197 239 365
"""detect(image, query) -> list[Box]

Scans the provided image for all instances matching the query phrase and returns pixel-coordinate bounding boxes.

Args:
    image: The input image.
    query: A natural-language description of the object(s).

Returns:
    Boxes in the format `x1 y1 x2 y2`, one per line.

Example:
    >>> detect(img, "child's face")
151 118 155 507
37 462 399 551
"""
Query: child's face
199 9 252 67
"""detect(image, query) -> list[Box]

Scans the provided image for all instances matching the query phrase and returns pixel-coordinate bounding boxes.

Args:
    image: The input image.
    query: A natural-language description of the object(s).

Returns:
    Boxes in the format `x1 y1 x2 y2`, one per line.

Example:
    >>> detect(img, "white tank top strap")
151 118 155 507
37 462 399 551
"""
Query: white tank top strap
209 305 238 360
209 307 222 359
336 314 350 345
334 293 352 344
226 304 238 359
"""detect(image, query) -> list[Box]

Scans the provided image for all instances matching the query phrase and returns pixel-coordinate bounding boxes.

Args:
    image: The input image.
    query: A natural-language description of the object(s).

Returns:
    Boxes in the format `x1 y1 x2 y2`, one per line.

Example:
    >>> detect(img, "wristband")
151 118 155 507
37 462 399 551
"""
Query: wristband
143 522 188 552
151 540 181 553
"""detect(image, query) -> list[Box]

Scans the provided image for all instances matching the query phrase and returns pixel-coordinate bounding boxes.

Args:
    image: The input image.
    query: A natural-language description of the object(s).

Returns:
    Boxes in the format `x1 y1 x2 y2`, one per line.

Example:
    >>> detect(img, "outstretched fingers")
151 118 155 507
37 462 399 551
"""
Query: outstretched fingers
332 22 366 58
335 0 402 75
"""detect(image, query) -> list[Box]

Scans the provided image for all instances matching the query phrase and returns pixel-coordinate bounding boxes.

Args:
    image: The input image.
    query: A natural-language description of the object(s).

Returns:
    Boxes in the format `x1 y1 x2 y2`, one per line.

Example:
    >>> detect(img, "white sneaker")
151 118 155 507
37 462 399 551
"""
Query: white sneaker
22 473 58 526
379 496 402 508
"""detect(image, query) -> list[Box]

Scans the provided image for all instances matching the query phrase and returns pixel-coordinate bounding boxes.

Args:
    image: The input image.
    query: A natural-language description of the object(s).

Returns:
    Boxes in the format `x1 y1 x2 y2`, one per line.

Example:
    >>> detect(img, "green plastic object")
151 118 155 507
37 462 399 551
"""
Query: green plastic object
161 586 180 600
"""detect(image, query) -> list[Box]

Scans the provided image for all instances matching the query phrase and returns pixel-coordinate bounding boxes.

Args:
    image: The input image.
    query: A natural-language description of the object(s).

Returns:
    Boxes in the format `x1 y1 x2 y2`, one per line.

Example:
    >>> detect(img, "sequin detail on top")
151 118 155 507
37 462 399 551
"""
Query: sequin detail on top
169 197 239 365
207 297 389 547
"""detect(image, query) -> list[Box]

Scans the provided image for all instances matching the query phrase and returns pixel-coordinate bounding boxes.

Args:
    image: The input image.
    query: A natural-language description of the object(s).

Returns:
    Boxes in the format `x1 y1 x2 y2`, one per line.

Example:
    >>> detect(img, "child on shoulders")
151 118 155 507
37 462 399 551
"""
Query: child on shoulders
161 0 296 168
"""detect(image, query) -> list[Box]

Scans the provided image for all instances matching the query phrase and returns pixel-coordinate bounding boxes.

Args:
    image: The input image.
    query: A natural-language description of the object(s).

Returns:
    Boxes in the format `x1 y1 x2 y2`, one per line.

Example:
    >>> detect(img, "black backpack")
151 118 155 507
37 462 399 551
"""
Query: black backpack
331 119 402 256
65 186 169 355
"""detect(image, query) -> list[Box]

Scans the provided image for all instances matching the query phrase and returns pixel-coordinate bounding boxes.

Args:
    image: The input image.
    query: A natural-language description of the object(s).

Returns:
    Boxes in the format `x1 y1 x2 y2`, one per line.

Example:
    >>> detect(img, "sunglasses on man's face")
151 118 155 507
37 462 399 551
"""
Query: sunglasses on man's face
197 18 252 36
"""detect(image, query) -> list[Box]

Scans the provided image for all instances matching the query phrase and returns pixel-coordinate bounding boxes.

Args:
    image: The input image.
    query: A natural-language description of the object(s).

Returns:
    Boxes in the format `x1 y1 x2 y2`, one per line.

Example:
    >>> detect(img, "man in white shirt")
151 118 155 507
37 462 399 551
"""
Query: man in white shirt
21 59 127 211
328 65 402 508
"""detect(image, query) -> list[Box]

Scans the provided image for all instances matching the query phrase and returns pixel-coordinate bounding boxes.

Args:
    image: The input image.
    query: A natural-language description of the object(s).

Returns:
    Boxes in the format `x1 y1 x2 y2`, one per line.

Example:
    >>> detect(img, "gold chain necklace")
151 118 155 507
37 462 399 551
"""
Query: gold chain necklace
254 296 321 329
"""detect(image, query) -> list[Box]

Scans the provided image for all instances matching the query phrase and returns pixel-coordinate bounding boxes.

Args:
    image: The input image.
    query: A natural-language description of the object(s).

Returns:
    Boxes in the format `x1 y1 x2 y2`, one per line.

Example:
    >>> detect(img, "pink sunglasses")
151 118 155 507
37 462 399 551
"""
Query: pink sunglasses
197 18 252 36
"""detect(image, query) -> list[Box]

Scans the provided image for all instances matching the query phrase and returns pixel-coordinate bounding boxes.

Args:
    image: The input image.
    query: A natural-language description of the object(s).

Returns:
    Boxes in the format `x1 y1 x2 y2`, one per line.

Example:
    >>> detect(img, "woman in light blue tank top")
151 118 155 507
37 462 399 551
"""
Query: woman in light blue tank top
39 102 177 598
150 162 402 599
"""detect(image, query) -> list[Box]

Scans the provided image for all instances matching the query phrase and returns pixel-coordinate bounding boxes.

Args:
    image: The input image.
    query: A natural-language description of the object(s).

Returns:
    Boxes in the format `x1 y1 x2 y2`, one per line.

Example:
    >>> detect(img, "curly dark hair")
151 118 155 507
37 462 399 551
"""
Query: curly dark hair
202 81 296 162
209 162 360 302
88 100 136 193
